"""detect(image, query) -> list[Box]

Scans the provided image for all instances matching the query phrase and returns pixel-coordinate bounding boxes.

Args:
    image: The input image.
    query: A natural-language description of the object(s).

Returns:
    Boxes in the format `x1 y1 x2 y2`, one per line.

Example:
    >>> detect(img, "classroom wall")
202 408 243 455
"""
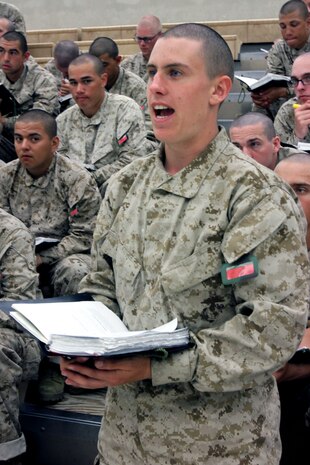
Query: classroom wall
13 0 284 30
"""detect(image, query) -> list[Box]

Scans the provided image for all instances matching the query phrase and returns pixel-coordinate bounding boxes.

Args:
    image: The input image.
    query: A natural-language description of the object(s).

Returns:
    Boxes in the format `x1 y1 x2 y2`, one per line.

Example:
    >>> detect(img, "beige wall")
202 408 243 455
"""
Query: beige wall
12 0 284 30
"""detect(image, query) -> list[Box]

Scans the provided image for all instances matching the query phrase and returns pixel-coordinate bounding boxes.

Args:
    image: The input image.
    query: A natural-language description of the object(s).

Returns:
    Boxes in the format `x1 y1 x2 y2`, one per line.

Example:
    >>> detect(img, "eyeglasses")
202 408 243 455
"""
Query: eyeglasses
290 75 310 87
134 33 160 43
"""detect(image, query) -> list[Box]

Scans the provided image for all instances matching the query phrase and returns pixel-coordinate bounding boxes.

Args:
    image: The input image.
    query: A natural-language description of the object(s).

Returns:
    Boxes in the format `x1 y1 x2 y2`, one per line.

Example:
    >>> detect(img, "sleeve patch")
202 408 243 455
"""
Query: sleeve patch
221 256 259 285
118 133 129 146
70 207 79 217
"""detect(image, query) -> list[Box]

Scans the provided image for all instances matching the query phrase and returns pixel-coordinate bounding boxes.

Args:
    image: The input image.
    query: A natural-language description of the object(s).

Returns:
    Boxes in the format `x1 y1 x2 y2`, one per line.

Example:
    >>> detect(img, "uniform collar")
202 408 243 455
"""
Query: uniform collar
152 127 231 198
79 93 108 125
22 154 56 188
111 67 124 93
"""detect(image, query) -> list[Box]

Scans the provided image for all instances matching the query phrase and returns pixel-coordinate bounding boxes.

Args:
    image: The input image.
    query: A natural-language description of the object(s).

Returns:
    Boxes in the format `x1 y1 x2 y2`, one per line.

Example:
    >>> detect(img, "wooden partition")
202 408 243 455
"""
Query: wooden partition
80 25 136 41
222 35 242 60
77 33 240 59
33 57 52 67
79 18 279 46
26 19 280 46
76 38 139 56
26 18 280 65
205 18 279 44
28 42 54 58
27 28 81 44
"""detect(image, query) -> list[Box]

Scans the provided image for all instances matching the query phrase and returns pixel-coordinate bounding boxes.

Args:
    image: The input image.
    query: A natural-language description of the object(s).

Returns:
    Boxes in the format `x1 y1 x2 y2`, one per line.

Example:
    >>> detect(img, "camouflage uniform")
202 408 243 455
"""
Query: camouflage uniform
0 209 41 461
109 67 152 131
0 2 26 33
110 67 146 110
267 37 310 78
80 128 309 465
0 59 59 134
44 58 75 112
274 97 310 146
45 58 63 89
0 153 101 295
121 52 148 82
277 144 303 163
253 36 310 118
57 92 156 194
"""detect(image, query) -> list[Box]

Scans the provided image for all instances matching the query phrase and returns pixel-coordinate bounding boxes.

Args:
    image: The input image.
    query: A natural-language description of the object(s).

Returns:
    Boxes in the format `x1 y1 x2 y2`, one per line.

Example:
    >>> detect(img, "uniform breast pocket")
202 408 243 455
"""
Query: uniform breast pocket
91 143 114 165
160 244 230 327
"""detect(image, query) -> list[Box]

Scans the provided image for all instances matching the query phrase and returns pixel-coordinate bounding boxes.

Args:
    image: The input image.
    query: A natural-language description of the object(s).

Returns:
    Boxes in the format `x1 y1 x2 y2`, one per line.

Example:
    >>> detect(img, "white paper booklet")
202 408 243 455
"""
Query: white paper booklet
234 72 291 91
297 142 310 152
10 301 190 357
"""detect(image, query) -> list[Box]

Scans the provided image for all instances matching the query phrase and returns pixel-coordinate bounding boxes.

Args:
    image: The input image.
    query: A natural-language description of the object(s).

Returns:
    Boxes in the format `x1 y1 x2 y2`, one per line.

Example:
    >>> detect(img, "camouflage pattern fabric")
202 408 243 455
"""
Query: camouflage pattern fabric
0 208 40 303
0 328 41 460
0 209 41 461
0 59 60 133
0 153 101 294
121 52 148 82
80 128 309 465
45 58 63 89
110 67 147 111
44 58 75 112
277 144 303 162
109 67 152 131
274 97 310 146
57 92 156 193
267 37 310 78
0 2 26 33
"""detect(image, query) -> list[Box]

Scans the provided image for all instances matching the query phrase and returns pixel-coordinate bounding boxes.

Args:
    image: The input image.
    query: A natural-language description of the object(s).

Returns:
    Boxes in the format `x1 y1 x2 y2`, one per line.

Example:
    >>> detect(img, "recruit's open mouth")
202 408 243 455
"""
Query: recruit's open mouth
153 105 175 118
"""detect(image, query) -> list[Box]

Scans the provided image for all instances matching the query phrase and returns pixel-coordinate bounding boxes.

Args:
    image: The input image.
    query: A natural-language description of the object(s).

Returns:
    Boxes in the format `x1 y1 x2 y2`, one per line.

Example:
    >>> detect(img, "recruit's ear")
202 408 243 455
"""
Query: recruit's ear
209 75 232 107
51 135 60 153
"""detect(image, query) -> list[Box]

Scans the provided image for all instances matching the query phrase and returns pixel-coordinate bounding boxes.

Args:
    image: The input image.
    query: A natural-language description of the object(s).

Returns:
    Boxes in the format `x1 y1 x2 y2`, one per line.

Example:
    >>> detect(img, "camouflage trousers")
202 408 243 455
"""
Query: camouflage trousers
0 328 41 460
40 253 92 297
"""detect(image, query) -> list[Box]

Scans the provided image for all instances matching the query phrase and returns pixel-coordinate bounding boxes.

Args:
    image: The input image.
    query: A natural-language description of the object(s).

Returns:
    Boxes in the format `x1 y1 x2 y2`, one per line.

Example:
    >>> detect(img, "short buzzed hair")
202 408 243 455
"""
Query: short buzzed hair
137 15 162 34
230 112 276 140
0 30 27 53
162 23 234 81
278 152 310 165
280 0 309 19
0 16 15 32
15 110 57 138
292 50 310 67
89 37 119 59
54 40 79 68
69 53 105 76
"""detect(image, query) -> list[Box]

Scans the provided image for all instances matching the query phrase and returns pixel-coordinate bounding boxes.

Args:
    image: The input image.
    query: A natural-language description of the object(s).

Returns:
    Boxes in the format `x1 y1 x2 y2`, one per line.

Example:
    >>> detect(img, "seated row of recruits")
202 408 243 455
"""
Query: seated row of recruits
0 108 101 463
0 30 59 140
45 36 150 124
0 28 157 193
56 53 155 195
0 109 101 297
